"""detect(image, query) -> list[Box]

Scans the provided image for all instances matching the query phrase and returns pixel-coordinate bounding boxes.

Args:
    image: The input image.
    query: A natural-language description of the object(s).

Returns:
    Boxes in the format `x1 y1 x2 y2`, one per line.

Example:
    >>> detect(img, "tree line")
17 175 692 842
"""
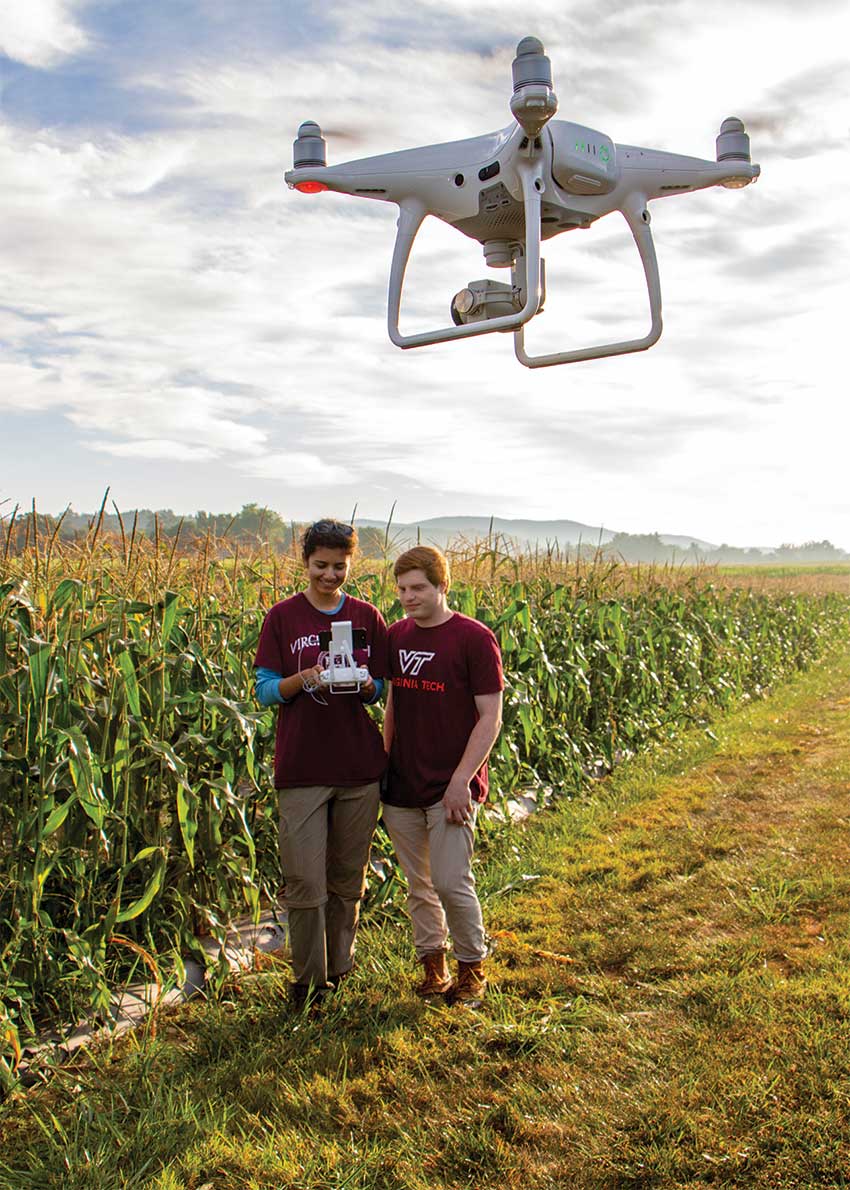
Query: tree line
0 502 391 557
2 502 847 565
592 532 849 566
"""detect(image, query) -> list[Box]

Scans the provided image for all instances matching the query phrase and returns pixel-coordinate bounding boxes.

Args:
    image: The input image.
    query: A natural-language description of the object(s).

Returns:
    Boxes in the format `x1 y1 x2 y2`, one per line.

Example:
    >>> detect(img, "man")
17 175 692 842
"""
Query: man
381 546 503 1006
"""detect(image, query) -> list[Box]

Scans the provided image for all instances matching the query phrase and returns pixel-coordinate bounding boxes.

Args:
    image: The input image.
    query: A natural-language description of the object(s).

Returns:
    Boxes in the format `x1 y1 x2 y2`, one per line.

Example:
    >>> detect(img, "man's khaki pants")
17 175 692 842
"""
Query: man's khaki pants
381 801 487 964
278 782 380 990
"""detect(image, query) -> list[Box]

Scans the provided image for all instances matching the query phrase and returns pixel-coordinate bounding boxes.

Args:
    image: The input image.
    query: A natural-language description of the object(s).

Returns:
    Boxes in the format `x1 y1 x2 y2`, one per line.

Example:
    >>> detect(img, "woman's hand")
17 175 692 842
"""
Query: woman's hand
301 664 324 689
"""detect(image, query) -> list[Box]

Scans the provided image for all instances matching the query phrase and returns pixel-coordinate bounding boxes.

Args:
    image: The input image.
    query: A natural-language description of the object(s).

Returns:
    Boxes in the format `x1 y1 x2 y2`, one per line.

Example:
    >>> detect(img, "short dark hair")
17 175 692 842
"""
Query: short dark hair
301 519 358 559
394 545 450 590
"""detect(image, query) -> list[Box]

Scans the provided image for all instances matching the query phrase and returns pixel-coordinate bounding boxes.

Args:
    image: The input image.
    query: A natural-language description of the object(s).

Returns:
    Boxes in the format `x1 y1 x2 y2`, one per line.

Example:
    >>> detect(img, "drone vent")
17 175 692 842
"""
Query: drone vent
487 211 524 231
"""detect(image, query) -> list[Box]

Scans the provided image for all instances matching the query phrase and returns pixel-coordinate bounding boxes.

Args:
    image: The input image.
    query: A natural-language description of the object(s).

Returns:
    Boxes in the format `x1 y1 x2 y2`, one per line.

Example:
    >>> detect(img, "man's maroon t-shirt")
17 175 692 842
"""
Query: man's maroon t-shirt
384 612 504 809
254 592 388 789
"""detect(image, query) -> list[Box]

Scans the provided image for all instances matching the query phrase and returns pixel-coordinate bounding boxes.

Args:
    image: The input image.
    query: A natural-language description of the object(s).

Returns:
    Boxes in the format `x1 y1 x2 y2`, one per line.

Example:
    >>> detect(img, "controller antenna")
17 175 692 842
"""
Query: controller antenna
510 37 558 137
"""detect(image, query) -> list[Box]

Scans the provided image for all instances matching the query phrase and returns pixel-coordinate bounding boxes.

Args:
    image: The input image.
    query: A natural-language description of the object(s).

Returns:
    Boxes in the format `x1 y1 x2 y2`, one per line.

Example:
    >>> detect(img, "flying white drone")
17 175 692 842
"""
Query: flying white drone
285 37 759 369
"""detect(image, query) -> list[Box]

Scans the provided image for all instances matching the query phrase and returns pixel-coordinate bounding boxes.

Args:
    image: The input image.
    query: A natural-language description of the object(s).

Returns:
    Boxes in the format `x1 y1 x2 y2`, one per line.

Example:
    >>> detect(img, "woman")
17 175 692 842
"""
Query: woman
254 519 388 1007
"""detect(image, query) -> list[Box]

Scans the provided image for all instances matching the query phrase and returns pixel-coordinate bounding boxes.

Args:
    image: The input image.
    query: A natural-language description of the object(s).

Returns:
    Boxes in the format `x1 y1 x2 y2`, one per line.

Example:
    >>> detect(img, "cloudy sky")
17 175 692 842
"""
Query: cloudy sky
1 0 848 547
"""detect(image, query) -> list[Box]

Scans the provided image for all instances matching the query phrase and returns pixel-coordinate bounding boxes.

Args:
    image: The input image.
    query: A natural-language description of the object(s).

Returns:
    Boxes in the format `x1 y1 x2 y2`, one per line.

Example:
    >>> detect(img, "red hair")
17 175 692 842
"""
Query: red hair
393 545 450 590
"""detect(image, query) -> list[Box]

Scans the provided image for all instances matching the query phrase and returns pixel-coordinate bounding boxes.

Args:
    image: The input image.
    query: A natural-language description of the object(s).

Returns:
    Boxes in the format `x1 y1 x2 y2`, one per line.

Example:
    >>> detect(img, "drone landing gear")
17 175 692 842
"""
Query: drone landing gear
513 198 663 368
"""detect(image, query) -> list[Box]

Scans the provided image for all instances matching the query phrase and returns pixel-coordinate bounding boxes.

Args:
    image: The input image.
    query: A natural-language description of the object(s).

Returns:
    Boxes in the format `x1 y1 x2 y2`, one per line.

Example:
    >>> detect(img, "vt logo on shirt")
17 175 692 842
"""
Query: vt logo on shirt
399 649 435 676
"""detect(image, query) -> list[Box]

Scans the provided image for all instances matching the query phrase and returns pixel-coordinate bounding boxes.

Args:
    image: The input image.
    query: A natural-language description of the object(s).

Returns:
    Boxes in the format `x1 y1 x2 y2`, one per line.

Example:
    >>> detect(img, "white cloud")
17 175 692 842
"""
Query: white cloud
241 451 354 485
0 360 63 411
85 438 217 461
67 386 269 456
0 0 89 68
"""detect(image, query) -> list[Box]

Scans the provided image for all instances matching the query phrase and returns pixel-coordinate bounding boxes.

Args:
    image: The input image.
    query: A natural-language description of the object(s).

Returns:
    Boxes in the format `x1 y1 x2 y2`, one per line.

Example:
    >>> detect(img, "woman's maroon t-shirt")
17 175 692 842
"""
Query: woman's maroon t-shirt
384 612 503 809
254 592 388 789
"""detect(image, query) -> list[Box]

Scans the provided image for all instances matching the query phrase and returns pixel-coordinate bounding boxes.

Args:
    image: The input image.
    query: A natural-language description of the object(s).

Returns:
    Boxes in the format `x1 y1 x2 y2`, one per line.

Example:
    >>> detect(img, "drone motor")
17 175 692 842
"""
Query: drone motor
716 116 753 186
510 36 558 137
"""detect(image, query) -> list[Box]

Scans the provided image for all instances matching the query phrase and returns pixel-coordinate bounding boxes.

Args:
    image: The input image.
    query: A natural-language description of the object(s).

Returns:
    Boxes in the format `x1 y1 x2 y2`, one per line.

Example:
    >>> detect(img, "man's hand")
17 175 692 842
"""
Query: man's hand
359 672 376 701
442 774 473 823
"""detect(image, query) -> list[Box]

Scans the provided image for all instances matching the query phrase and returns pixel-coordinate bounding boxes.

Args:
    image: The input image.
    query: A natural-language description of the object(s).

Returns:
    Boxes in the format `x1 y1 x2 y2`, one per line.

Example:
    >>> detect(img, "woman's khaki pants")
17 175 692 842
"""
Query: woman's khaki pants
278 782 380 990
381 801 487 964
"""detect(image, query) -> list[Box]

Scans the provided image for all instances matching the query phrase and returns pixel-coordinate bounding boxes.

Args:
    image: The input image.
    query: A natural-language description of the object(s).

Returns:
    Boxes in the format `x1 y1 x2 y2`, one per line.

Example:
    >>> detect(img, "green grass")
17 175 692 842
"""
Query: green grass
2 648 850 1187
717 562 850 577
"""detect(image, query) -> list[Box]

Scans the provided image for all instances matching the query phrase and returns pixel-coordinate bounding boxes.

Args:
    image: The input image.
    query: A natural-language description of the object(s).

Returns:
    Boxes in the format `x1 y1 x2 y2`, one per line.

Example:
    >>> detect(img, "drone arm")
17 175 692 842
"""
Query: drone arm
514 195 663 369
387 161 544 349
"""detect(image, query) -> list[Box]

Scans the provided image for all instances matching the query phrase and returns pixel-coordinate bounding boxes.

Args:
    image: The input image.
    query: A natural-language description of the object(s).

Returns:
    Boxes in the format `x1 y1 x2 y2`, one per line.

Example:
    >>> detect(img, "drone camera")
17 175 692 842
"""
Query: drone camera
451 279 522 327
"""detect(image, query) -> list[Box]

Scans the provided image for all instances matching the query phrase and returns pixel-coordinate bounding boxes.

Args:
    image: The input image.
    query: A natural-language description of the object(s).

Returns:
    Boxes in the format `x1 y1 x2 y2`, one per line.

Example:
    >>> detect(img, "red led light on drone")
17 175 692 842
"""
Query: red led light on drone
293 180 328 194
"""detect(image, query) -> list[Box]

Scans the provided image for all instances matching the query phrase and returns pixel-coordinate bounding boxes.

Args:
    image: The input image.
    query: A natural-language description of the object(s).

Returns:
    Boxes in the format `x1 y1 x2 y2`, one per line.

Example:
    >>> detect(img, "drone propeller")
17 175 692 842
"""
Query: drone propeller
319 126 367 145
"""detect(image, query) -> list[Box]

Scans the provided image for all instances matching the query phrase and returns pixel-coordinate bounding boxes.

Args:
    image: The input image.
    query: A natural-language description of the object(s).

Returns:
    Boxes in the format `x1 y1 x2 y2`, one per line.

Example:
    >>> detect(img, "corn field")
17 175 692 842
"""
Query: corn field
2 525 850 1083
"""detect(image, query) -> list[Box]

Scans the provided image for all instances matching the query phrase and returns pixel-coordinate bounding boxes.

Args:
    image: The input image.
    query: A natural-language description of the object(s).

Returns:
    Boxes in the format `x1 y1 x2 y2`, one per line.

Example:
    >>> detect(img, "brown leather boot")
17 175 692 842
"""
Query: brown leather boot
415 951 452 997
447 960 487 1007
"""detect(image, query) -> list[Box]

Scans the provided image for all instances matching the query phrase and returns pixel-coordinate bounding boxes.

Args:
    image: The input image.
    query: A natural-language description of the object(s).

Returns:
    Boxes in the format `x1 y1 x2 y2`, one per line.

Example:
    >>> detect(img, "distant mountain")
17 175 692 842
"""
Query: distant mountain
356 515 717 553
655 532 719 551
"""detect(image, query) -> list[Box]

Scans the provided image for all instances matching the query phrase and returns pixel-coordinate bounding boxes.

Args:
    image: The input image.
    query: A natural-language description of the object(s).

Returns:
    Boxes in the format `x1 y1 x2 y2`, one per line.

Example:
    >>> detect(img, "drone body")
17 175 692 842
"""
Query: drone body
284 37 759 368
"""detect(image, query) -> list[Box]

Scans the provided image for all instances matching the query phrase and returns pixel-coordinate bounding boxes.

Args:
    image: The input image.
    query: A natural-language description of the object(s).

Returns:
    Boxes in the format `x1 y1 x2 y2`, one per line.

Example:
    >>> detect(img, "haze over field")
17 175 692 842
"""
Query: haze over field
2 0 849 547
11 503 847 564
